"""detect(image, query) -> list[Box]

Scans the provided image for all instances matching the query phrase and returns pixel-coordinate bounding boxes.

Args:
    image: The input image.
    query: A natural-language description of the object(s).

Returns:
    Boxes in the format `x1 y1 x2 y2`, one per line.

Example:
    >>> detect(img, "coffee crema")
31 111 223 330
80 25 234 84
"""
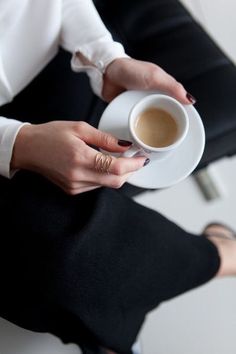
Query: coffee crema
134 107 178 147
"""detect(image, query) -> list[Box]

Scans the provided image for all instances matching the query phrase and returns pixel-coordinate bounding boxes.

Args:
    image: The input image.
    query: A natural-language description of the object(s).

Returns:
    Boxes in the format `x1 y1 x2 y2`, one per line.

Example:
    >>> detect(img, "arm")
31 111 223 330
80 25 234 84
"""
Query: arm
60 0 194 104
7 0 195 193
11 121 146 194
60 0 129 97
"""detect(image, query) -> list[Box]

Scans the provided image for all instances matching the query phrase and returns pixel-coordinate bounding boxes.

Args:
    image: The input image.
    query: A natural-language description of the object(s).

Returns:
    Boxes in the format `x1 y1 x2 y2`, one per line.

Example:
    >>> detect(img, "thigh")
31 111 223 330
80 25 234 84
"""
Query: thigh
0 170 220 353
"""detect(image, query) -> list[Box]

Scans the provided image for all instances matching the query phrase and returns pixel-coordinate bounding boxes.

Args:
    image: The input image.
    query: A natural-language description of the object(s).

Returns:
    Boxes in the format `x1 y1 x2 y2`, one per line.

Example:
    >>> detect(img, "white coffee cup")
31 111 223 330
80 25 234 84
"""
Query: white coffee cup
123 94 189 161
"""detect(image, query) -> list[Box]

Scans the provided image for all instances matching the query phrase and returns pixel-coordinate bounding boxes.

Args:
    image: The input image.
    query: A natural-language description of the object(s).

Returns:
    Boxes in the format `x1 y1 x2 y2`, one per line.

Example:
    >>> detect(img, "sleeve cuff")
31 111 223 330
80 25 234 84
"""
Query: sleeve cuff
0 118 30 178
71 36 130 98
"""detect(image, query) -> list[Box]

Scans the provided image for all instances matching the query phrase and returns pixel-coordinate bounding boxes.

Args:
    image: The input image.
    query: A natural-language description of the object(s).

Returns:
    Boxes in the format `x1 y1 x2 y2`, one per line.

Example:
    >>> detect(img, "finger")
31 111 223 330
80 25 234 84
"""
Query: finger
49 177 101 195
74 153 147 185
60 178 101 194
84 147 148 175
77 148 147 177
145 64 196 105
60 180 100 192
107 155 148 176
75 122 133 152
81 169 133 189
67 185 101 195
61 167 129 191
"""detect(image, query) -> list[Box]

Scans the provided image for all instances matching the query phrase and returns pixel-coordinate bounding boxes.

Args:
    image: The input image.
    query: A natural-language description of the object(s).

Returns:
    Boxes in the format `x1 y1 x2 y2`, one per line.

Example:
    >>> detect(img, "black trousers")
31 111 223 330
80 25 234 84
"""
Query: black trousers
0 49 220 354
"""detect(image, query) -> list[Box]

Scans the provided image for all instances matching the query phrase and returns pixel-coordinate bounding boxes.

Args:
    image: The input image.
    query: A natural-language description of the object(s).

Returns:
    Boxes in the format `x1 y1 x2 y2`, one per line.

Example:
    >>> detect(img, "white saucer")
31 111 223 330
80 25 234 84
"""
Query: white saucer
98 90 205 189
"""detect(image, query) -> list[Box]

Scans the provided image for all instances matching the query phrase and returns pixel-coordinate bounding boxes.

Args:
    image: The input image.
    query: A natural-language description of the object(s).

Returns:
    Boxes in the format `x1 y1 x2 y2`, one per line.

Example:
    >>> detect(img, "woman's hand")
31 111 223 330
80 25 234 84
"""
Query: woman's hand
102 58 196 104
11 121 147 194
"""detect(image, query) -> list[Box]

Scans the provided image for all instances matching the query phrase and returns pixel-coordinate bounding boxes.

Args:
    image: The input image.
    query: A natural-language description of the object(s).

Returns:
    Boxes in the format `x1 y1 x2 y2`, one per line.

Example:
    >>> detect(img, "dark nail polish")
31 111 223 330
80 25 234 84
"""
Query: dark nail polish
143 158 150 166
118 139 133 147
186 92 197 104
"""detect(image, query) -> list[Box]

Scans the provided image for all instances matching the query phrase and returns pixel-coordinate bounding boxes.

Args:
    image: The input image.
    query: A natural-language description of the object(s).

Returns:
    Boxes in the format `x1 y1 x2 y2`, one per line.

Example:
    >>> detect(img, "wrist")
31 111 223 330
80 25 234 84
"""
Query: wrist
10 124 36 170
104 57 130 75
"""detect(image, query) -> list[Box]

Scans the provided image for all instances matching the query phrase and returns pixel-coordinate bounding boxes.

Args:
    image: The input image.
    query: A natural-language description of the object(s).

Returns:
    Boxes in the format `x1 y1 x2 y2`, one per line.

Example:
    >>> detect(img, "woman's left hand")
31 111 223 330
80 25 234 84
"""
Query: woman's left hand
102 57 195 104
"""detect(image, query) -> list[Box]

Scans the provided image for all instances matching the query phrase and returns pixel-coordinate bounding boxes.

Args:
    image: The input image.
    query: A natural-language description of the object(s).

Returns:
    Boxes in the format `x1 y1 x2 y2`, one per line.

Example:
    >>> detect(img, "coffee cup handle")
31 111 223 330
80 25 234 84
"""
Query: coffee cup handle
122 146 148 158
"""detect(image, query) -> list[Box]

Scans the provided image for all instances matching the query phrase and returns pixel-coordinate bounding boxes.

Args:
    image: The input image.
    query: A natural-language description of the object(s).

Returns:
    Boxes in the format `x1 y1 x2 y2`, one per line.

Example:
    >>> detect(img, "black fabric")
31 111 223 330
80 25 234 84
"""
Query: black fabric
0 49 220 353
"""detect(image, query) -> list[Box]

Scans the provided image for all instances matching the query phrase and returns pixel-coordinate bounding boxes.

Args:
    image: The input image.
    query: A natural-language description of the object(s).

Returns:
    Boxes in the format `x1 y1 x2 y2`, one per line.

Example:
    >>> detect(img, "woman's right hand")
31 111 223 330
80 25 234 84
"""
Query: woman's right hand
11 121 147 194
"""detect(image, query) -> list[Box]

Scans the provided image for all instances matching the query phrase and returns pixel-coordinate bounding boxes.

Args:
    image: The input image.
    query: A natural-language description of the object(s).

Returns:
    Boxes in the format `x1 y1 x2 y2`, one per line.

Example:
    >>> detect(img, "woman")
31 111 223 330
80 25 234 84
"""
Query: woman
0 1 235 353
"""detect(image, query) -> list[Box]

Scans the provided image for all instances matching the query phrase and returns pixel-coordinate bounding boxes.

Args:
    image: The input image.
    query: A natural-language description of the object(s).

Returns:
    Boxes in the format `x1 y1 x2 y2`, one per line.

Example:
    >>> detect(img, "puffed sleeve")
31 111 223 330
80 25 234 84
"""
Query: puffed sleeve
60 0 129 97
0 117 30 178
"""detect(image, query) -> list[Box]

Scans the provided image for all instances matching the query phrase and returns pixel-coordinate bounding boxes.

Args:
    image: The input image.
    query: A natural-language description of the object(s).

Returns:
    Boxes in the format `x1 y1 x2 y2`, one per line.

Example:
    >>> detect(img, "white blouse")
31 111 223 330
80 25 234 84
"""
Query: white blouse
0 0 128 178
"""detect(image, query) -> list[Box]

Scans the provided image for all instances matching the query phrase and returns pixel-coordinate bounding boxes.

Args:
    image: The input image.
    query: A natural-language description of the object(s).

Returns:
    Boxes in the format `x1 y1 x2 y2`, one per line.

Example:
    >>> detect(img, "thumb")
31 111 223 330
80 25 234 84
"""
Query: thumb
76 122 133 152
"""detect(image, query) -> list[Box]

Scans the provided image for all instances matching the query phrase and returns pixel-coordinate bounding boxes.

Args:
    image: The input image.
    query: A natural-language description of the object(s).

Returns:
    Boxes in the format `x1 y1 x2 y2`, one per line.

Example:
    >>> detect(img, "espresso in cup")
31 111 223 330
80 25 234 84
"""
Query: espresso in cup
122 94 189 161
134 107 178 148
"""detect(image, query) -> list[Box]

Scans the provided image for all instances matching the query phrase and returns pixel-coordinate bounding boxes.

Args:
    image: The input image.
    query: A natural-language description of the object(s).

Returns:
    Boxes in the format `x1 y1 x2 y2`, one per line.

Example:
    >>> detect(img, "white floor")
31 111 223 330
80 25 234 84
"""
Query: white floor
1 1 236 353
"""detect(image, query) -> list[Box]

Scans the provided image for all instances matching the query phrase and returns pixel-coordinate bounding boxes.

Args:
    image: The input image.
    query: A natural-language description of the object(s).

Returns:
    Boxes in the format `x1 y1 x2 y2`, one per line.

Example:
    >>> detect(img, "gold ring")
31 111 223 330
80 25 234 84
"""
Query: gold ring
94 153 113 174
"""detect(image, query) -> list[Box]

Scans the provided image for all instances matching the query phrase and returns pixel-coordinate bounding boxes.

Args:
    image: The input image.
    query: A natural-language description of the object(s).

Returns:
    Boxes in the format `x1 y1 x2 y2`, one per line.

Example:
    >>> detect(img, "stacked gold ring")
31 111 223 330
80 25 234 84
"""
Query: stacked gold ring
94 153 113 174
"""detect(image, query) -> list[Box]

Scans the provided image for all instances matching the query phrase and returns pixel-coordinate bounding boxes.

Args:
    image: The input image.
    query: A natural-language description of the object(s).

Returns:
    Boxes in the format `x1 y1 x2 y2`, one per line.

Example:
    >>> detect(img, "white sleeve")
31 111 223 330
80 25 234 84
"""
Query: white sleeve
0 117 30 178
61 0 129 97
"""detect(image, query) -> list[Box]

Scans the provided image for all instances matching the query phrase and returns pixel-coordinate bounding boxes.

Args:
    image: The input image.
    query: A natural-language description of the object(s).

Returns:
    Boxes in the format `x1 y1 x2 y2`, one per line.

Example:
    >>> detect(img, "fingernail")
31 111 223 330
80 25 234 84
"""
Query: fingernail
143 158 150 166
118 139 133 147
186 92 197 104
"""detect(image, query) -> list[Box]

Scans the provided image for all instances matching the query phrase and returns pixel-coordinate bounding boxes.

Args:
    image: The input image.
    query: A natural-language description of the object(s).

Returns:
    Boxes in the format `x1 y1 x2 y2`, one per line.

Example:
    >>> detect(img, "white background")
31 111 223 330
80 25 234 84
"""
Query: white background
1 1 236 353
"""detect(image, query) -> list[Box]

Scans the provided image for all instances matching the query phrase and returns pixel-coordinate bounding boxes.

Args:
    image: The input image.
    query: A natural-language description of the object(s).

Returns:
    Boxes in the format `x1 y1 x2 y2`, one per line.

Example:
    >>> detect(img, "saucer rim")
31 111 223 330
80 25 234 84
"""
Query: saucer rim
98 90 205 189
